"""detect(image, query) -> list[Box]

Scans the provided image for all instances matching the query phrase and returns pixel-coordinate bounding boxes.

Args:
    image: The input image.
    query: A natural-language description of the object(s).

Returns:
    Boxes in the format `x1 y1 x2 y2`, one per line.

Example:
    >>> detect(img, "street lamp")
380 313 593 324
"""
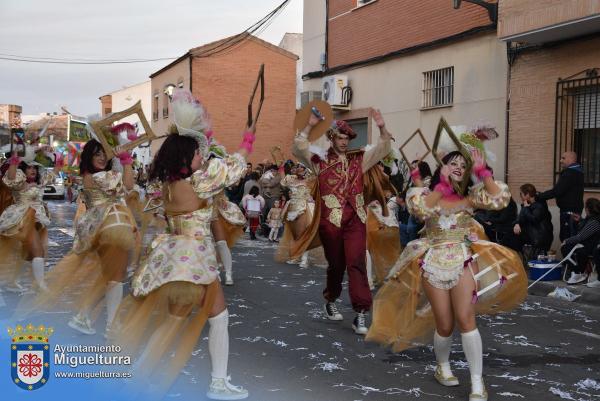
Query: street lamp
453 0 497 23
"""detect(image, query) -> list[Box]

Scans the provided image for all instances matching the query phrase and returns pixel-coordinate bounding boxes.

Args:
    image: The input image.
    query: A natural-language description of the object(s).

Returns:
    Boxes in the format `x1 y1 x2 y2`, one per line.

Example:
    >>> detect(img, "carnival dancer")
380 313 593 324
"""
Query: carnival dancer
0 152 61 292
276 162 317 268
367 124 528 401
266 200 283 242
293 105 392 335
207 139 247 286
113 89 251 400
18 137 137 338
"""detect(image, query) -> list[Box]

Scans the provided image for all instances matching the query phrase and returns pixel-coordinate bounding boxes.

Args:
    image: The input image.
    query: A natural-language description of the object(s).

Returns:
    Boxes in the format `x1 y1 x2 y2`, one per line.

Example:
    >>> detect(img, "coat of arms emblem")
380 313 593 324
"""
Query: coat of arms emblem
8 323 53 390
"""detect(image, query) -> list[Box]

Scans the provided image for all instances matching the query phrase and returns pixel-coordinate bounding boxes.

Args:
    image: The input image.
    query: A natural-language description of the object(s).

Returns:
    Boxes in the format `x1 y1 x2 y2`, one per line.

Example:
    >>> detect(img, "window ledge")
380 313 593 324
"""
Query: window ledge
352 0 377 12
420 104 453 111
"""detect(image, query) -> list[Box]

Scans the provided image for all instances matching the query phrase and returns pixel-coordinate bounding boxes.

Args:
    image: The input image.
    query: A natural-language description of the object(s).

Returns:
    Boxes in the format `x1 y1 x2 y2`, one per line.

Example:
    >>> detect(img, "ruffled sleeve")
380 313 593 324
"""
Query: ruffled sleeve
92 171 124 196
467 181 511 211
406 187 439 221
280 175 292 188
191 153 245 199
2 169 26 189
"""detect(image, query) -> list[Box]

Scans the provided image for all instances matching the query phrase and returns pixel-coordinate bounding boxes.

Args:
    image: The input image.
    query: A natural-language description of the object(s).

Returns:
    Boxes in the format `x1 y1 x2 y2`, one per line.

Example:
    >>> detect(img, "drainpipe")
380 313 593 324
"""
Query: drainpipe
504 42 512 184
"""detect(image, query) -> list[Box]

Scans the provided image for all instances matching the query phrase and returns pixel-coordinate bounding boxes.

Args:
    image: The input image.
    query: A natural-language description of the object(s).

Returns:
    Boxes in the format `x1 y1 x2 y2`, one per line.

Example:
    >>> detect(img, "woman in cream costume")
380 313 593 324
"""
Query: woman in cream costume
0 153 61 292
195 130 247 286
276 162 317 267
113 89 251 400
367 144 527 401
20 139 137 338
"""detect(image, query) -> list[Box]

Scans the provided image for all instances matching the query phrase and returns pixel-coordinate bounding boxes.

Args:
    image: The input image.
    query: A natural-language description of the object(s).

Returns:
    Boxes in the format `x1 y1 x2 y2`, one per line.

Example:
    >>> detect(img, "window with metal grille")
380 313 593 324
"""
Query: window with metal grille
152 93 159 121
554 69 600 188
422 67 454 109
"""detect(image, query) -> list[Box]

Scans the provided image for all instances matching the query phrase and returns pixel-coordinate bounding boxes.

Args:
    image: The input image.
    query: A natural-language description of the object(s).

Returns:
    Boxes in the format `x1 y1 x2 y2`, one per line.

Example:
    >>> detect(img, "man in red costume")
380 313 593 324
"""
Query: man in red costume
293 109 392 334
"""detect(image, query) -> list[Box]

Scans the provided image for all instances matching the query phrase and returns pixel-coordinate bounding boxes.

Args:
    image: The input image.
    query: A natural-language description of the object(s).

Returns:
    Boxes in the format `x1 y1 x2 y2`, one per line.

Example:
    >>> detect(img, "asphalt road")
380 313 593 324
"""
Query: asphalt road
2 201 599 401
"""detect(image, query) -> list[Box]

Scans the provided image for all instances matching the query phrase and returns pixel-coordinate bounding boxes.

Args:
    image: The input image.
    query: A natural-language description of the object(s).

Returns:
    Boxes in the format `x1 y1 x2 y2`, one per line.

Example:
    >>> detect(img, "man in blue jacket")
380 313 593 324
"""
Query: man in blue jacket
538 151 584 241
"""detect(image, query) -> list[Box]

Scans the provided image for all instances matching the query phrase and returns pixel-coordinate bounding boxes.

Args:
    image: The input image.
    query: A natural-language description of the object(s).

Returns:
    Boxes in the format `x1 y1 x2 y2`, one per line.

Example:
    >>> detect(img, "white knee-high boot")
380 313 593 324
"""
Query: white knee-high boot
434 331 458 385
105 281 123 330
215 240 233 285
32 257 48 291
208 309 229 379
299 251 309 268
461 328 485 397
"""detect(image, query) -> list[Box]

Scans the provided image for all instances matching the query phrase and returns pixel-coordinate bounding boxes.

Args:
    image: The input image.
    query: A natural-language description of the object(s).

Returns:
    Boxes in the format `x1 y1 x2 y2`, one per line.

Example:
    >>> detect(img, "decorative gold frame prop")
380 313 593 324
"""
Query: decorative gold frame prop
247 64 265 128
399 128 431 168
432 117 473 194
89 101 156 160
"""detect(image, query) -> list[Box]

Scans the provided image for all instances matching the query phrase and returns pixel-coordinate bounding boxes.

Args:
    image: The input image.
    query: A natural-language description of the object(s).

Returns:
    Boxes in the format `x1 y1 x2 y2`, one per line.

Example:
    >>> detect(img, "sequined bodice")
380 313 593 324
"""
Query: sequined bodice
12 184 44 205
425 210 474 244
288 179 313 201
81 188 120 208
166 207 212 237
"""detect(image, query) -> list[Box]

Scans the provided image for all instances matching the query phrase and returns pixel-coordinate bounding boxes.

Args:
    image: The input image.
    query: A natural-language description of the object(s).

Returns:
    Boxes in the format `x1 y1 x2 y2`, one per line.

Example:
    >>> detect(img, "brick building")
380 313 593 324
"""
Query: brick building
499 0 600 197
149 34 298 164
302 0 508 177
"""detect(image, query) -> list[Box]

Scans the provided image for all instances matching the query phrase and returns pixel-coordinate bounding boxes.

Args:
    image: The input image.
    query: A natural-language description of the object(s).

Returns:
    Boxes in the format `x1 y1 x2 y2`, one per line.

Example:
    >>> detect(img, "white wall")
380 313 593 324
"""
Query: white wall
279 33 304 109
302 0 326 76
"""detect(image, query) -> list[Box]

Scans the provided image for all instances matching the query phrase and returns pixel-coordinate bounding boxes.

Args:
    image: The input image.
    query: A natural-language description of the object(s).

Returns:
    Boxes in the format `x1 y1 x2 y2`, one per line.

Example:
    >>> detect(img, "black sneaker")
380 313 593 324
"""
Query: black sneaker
352 311 368 335
323 302 343 321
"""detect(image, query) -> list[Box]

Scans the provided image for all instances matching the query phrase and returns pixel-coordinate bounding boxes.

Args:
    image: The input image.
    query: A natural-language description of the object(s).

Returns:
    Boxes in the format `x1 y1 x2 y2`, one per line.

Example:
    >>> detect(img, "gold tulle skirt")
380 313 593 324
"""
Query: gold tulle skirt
367 241 528 352
0 208 47 287
17 204 137 319
366 211 402 285
110 280 218 399
276 205 322 262
216 215 244 249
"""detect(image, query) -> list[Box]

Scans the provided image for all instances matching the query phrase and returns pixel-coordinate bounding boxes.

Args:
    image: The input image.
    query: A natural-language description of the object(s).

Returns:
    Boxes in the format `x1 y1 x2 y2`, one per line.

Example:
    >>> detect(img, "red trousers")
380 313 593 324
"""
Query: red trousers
248 216 260 234
318 204 371 312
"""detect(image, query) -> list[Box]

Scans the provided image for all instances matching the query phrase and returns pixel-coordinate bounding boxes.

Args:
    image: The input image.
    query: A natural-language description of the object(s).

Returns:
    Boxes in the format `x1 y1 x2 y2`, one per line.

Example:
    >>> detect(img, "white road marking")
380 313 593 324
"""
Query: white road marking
565 329 600 340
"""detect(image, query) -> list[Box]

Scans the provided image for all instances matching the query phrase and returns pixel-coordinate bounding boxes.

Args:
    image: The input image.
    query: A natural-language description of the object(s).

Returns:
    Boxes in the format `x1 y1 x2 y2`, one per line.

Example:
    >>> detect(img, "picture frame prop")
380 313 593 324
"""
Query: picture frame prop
247 64 265 128
270 146 285 166
293 100 333 142
89 101 156 160
432 117 473 194
399 128 431 168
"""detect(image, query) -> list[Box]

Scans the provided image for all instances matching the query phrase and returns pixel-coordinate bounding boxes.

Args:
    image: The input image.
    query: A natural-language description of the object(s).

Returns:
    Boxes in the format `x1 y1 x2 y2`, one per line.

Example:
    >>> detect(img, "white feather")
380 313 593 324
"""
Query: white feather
309 144 327 161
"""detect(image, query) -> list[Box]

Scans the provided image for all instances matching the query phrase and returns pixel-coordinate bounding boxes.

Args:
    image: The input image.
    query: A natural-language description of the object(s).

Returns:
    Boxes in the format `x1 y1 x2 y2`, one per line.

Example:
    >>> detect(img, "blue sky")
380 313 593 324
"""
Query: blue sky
0 0 303 116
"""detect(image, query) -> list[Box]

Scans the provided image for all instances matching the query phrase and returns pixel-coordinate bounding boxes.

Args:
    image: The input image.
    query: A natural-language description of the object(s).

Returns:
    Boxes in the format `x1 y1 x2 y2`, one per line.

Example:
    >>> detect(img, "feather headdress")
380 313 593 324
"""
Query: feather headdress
170 89 211 157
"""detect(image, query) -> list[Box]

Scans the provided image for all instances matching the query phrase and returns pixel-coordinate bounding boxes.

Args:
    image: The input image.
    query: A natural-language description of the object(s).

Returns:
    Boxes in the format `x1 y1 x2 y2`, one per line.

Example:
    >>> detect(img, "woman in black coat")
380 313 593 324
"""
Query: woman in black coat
513 183 554 255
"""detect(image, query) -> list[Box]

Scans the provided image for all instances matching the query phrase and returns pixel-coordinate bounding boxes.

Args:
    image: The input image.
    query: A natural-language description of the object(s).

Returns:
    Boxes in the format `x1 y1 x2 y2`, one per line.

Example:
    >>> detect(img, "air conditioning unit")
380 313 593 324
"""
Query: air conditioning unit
300 91 322 107
322 75 351 108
